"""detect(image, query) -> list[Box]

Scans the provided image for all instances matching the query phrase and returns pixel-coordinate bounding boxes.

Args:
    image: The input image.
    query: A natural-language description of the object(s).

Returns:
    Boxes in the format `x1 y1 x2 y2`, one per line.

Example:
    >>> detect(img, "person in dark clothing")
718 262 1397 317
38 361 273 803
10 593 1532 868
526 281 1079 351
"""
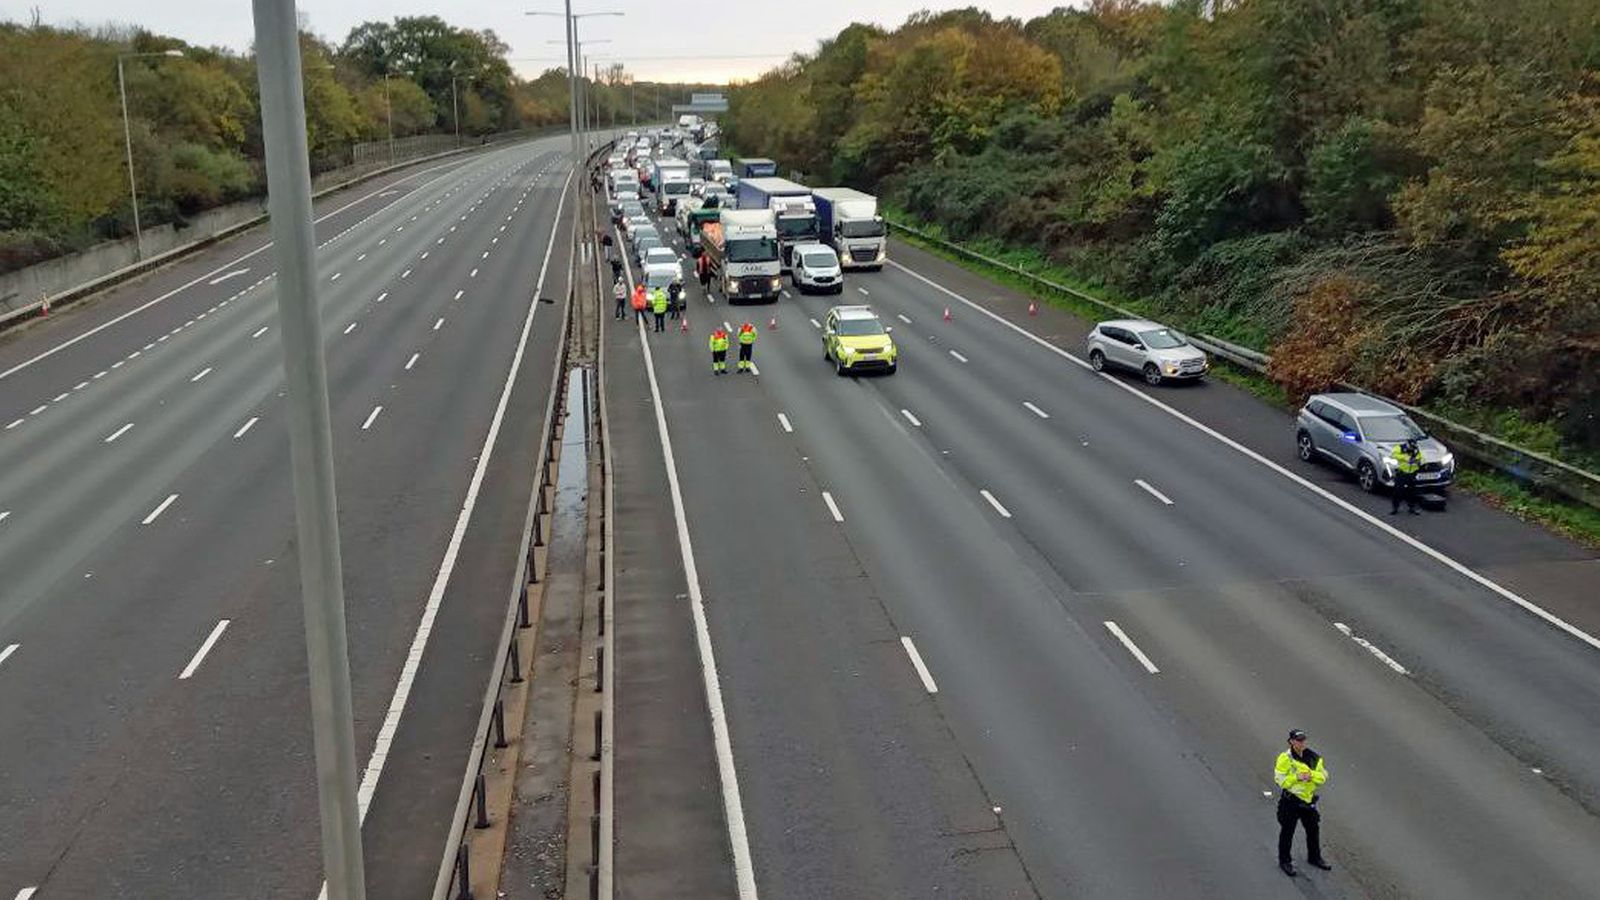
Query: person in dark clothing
668 281 683 319
1275 729 1332 877
610 257 623 282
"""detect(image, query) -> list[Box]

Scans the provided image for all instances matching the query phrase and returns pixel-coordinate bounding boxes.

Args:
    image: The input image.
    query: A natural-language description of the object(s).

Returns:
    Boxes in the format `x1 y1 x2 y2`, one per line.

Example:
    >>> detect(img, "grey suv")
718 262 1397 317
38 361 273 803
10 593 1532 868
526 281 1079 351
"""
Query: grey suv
1296 393 1455 493
1087 319 1209 385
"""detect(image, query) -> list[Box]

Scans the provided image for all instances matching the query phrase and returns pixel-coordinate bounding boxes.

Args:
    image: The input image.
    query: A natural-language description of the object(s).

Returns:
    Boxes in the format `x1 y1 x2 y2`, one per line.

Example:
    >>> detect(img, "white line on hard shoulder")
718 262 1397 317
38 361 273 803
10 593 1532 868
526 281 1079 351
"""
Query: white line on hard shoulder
777 413 793 433
822 491 845 523
178 619 231 680
105 422 135 443
1334 623 1409 675
900 636 939 693
405 352 420 371
1134 479 1174 505
1023 401 1049 419
142 493 179 525
890 257 1600 652
949 350 969 363
980 489 1012 518
234 417 259 439
191 367 212 383
344 322 358 335
1104 621 1160 674
0 643 19 668
361 405 383 430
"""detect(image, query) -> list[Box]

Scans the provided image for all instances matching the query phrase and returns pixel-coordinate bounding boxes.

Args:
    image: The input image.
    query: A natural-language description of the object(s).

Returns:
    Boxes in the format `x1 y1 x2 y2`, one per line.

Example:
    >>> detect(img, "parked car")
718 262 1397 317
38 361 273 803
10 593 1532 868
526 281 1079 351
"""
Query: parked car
622 214 651 238
1296 393 1455 494
1086 319 1208 385
790 243 843 294
633 233 665 267
642 246 683 284
609 190 640 221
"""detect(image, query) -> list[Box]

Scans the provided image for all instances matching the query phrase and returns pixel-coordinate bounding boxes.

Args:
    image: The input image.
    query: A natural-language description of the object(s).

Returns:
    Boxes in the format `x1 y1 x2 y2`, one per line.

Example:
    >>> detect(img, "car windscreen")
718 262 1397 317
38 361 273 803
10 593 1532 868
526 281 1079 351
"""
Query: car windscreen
727 237 779 262
801 252 837 269
840 220 886 238
1360 414 1425 442
836 318 884 336
647 250 676 265
621 202 644 216
636 237 662 255
664 181 690 194
1137 328 1188 349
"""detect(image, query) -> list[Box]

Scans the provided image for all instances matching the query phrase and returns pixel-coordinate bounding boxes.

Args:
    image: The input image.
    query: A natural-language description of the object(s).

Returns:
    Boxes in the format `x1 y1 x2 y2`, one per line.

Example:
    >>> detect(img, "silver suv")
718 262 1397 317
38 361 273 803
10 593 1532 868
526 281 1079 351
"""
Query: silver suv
1296 393 1455 493
1086 319 1209 385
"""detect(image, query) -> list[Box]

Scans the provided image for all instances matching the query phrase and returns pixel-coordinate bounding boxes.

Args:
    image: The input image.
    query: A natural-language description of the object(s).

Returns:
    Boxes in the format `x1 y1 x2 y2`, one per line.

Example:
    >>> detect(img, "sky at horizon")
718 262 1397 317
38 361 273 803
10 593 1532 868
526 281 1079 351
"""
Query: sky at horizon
7 1 1077 84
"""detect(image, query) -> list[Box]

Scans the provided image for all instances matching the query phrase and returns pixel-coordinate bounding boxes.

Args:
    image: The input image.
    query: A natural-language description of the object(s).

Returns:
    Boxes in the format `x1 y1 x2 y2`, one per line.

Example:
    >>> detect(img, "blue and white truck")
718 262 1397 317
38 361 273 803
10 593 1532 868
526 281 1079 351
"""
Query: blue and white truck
734 157 778 178
736 177 819 270
811 187 887 270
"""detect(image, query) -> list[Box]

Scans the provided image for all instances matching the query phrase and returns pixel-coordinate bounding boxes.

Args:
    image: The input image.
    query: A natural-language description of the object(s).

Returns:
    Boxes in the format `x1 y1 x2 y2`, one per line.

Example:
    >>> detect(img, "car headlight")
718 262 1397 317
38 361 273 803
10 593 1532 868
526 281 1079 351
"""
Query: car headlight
838 345 856 357
1164 362 1180 374
1440 452 1454 468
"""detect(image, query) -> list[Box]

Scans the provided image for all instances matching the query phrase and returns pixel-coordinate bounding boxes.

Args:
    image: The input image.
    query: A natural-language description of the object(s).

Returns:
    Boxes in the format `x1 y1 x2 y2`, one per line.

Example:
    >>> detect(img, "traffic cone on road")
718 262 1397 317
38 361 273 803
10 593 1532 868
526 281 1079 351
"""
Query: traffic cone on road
1028 301 1038 316
40 293 50 317
943 306 953 322
680 317 689 333
768 316 778 330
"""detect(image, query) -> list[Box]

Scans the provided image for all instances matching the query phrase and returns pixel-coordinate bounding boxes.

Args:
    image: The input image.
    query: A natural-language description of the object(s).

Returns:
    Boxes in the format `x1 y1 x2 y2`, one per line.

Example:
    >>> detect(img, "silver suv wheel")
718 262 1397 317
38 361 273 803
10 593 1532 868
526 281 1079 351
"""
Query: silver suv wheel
1297 431 1315 462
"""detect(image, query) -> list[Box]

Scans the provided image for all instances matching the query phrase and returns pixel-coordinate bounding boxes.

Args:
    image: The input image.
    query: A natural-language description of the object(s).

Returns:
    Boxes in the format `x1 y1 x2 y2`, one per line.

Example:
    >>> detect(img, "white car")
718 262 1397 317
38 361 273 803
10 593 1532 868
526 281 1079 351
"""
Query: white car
1086 319 1209 385
791 243 843 294
622 214 652 238
642 247 683 285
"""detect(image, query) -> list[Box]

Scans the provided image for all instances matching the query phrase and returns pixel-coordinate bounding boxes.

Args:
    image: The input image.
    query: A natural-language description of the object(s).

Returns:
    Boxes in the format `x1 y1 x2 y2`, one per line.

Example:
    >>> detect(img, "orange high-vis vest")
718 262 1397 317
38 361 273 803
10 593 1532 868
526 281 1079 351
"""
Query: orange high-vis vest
631 285 647 311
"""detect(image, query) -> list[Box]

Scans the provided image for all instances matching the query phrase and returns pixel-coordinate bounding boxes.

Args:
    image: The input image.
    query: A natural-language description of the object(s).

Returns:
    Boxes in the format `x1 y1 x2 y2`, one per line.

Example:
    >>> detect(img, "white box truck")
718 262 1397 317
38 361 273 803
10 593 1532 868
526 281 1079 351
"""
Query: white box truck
812 187 887 269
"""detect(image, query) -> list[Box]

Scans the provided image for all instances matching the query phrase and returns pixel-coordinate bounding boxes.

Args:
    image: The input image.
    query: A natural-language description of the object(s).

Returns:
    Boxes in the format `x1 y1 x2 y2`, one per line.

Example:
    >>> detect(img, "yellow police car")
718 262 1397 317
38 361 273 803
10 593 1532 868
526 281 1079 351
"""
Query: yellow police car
823 305 898 375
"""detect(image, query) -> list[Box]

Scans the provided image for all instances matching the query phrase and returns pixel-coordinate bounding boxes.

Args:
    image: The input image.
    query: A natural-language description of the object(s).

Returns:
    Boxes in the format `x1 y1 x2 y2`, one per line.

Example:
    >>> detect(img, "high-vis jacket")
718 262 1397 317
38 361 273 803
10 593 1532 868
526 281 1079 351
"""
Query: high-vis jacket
709 330 729 352
738 324 757 345
1390 444 1421 475
630 285 647 311
1275 749 1328 805
651 288 669 314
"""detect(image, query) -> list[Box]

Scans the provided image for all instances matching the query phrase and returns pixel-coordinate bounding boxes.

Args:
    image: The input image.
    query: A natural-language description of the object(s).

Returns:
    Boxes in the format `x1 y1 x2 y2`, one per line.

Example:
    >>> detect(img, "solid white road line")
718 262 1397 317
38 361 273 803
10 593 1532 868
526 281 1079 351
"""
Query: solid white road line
343 322 358 335
433 317 445 331
208 268 249 285
1335 623 1409 675
949 350 969 363
453 289 464 300
0 643 18 668
889 258 1600 654
1104 621 1160 674
190 367 212 383
178 619 231 680
980 489 1012 518
233 417 259 439
900 408 922 427
142 493 179 525
777 413 793 433
900 636 940 693
361 405 383 430
405 352 420 371
252 326 270 339
1134 479 1174 506
822 491 845 523
630 258 761 900
1023 401 1050 419
105 423 135 443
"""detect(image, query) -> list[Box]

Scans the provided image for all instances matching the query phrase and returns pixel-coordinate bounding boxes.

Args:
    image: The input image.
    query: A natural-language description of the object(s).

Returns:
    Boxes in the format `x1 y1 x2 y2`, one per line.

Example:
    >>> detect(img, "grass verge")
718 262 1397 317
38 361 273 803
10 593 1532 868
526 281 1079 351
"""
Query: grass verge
888 216 1600 549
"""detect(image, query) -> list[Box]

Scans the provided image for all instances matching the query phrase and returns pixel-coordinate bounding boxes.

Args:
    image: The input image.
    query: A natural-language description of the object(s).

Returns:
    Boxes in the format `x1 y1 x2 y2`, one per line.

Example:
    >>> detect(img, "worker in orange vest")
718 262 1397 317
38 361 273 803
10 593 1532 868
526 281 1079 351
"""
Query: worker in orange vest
630 282 648 325
737 321 758 373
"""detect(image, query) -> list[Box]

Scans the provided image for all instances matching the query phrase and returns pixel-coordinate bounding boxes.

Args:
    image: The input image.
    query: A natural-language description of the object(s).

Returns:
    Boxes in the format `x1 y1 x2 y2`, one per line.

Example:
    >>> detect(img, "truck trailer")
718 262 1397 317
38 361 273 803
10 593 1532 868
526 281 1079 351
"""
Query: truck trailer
735 177 820 270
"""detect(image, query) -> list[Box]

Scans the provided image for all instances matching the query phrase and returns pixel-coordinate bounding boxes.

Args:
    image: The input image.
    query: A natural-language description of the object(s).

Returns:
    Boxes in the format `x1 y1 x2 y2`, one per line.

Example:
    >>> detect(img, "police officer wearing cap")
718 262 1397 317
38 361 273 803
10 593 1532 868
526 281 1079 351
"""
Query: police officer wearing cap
1275 729 1332 877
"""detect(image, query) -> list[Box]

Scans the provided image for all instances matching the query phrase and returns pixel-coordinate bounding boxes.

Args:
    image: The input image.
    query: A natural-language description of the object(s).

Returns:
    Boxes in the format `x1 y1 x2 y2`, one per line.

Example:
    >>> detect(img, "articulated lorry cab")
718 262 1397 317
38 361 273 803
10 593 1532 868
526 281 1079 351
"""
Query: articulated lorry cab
812 187 887 269
735 177 819 270
734 157 778 178
651 158 692 215
701 208 781 303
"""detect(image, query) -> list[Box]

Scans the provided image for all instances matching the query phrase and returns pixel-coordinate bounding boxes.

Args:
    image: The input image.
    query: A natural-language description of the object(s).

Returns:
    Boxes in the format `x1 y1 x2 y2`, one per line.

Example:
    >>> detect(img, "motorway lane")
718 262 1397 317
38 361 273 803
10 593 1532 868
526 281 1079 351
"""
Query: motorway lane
612 196 1600 897
0 135 577 898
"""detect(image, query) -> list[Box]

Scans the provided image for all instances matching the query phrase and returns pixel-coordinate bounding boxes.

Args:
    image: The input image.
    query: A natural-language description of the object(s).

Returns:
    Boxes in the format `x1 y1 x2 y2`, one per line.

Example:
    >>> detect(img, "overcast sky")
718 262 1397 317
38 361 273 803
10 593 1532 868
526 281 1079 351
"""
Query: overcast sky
10 1 1073 83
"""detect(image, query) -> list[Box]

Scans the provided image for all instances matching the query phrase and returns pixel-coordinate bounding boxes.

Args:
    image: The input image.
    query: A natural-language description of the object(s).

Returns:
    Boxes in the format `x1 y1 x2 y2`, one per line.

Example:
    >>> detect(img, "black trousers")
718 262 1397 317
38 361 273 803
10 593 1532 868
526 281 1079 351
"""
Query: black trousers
653 311 665 332
1277 797 1323 864
1392 473 1418 512
614 297 625 318
738 344 753 362
669 297 681 319
634 307 648 324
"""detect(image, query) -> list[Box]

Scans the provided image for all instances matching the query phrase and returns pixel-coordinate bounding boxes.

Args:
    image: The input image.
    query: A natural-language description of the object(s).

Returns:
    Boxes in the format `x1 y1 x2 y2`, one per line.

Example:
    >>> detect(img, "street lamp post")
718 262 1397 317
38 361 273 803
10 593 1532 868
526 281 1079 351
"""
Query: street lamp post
383 71 394 162
451 73 477 146
117 48 183 260
526 8 622 162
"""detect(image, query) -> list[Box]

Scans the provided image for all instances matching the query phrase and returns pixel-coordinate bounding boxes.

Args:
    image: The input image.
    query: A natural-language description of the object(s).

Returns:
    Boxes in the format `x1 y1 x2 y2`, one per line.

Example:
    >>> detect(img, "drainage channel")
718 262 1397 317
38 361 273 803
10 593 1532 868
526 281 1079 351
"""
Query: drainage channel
496 364 603 899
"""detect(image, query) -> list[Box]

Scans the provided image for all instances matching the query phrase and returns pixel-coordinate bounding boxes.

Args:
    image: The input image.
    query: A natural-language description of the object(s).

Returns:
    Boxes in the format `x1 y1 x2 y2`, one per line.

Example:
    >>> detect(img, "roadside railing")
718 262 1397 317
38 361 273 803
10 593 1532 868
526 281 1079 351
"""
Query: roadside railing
432 139 615 900
887 219 1600 511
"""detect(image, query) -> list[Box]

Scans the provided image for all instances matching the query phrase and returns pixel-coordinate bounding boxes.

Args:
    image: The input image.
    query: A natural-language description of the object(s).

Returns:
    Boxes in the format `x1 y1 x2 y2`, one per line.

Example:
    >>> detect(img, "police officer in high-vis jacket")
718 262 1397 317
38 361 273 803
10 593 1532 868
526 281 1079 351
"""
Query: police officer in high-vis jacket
1276 728 1332 877
1390 440 1422 515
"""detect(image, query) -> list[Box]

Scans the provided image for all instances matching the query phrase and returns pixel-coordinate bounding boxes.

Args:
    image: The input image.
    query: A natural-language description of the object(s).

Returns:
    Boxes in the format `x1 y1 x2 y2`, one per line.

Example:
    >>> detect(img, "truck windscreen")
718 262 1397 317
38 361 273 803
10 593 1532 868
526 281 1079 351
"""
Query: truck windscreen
776 217 817 238
840 220 886 238
727 237 780 263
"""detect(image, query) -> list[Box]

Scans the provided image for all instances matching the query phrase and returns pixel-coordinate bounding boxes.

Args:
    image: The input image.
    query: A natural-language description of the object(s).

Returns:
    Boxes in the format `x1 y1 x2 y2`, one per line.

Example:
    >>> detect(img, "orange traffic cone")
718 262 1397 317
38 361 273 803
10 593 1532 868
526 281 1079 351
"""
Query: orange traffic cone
943 306 953 322
40 294 50 317
1028 301 1038 316
768 316 778 330
680 317 689 332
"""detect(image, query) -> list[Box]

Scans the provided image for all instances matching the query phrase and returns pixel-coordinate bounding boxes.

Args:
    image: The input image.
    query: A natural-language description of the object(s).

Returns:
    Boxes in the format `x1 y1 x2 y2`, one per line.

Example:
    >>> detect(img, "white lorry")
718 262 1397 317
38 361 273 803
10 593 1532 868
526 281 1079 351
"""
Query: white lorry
811 187 887 269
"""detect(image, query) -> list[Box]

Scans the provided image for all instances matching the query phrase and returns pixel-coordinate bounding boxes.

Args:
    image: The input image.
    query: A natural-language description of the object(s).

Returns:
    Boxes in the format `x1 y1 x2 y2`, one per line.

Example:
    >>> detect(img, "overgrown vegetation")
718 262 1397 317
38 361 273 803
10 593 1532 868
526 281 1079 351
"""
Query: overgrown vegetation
724 0 1600 460
0 14 698 272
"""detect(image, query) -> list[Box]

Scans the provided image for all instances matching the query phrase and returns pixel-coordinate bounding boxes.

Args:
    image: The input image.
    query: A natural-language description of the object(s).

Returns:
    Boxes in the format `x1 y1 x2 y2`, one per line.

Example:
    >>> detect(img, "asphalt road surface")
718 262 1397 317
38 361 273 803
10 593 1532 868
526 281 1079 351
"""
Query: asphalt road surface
606 188 1600 899
0 135 580 899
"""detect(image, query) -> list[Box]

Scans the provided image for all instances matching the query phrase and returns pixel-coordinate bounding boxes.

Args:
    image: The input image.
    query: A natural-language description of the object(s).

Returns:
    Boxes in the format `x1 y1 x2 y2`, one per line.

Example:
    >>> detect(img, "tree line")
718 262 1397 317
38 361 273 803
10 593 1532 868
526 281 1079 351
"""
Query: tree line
0 14 695 274
724 0 1600 452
